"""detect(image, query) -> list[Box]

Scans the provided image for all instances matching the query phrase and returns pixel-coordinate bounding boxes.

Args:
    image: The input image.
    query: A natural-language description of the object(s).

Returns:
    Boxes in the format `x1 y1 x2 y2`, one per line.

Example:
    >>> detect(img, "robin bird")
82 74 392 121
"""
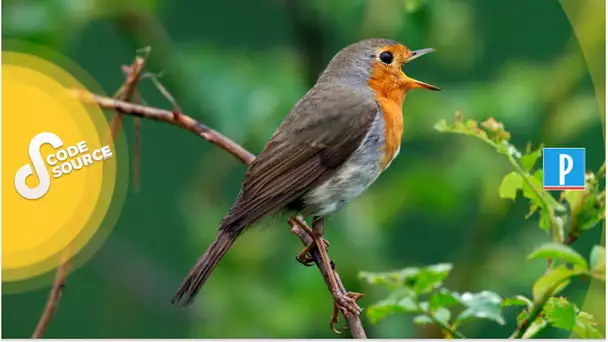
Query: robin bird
172 38 439 326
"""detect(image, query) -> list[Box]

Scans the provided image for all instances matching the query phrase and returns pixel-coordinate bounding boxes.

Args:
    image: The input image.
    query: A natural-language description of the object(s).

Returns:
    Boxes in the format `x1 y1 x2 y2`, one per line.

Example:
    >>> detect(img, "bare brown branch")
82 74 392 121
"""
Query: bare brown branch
133 101 142 192
110 49 150 138
32 261 69 338
74 92 367 338
73 92 256 164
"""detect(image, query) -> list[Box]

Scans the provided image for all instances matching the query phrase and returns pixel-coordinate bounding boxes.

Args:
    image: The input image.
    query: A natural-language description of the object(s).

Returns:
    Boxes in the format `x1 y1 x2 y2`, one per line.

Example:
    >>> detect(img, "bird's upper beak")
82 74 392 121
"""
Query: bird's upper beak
401 48 440 91
405 48 435 63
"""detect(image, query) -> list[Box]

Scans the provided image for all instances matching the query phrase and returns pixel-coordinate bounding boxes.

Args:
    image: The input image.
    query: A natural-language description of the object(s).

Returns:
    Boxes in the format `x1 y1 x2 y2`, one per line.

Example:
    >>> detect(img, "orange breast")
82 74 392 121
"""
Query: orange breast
368 65 406 171
376 97 403 170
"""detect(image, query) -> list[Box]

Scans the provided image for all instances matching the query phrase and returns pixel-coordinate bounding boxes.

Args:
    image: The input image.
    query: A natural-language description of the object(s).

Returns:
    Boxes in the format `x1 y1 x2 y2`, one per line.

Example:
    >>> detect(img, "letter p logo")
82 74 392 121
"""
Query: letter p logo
543 148 585 191
559 154 573 186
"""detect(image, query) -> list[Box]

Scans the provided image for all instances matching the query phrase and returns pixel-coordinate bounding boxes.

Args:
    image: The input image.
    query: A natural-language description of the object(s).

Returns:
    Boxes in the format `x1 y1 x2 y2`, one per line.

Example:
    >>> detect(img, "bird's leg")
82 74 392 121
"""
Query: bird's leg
309 217 362 329
294 218 330 267
290 217 363 332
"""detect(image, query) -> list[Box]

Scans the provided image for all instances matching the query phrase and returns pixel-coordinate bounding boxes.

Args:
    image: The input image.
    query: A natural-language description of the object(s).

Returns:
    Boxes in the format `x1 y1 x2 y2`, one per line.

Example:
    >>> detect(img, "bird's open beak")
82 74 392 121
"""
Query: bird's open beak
402 48 440 91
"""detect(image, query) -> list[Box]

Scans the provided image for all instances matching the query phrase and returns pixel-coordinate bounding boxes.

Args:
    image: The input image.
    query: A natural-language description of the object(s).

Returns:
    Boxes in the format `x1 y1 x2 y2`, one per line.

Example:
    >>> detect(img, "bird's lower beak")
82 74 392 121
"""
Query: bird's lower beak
402 48 440 91
402 75 441 91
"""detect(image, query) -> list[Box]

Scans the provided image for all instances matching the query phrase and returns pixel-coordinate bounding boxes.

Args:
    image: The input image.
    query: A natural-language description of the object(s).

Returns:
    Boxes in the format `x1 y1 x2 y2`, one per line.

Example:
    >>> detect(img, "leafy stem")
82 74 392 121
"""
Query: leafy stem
500 143 563 243
510 272 583 339
434 115 564 243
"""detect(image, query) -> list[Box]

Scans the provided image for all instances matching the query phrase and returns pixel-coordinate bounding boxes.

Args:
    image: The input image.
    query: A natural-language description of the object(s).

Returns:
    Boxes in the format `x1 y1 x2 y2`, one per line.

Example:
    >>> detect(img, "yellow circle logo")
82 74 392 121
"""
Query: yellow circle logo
2 50 128 287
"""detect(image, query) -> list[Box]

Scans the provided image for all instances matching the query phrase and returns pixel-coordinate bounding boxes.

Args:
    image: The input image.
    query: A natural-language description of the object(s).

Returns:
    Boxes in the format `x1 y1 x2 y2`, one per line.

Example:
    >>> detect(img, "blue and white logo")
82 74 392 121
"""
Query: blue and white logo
542 148 585 191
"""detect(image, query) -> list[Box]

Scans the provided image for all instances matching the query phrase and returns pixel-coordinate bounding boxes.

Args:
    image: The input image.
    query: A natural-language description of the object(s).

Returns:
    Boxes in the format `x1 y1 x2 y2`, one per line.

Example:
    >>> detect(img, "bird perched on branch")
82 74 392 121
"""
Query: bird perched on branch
172 38 439 327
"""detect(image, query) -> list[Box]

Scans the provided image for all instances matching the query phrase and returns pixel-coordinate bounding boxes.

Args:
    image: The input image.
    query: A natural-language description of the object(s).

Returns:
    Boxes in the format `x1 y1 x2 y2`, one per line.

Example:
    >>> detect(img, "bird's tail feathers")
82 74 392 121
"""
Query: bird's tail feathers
171 228 239 307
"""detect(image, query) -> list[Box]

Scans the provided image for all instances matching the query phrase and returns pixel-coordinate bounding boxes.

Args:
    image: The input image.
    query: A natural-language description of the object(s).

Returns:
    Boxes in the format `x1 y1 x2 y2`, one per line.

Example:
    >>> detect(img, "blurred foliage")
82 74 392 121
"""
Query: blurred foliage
436 114 605 241
360 263 504 338
2 0 605 338
362 115 605 338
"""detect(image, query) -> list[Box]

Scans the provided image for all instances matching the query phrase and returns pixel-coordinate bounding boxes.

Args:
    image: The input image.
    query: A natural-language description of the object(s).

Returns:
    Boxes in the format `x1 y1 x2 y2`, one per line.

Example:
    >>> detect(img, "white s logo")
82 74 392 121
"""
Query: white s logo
15 132 63 200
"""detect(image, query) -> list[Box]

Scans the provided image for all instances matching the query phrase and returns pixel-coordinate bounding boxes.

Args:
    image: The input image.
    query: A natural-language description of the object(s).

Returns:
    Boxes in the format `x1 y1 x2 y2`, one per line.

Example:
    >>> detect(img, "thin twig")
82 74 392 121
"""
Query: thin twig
32 261 69 338
133 92 142 193
144 72 183 112
109 48 150 138
74 92 367 338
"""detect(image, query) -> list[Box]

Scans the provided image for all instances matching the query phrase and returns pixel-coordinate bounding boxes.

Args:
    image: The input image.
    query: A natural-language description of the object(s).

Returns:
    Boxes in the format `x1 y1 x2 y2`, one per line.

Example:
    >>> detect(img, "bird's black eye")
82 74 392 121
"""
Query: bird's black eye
379 51 393 64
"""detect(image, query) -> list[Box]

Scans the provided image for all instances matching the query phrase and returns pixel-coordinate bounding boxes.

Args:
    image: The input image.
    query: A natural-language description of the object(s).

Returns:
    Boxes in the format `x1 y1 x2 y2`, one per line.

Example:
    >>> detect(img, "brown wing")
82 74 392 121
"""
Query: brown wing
219 84 379 230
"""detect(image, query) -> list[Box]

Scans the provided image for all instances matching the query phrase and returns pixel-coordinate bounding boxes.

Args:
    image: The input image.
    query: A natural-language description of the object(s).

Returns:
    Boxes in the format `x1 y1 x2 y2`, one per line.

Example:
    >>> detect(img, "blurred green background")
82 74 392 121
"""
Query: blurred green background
2 0 605 338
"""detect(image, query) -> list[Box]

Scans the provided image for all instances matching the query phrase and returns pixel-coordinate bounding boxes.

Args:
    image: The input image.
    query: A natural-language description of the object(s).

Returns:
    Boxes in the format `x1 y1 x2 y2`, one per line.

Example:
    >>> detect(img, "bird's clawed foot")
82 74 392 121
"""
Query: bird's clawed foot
330 291 364 333
290 216 364 334
295 238 330 266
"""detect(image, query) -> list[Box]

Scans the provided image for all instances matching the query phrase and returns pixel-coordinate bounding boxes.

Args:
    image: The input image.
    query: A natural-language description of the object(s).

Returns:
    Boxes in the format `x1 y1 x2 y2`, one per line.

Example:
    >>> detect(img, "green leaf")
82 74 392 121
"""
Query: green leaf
573 311 603 338
564 180 605 234
366 296 418 324
399 266 422 286
433 307 451 325
521 145 543 172
499 172 523 200
574 193 604 232
453 118 467 133
543 297 576 330
397 296 418 311
501 295 532 308
465 119 478 131
538 210 551 231
521 171 542 200
359 270 408 290
433 119 448 132
359 265 441 294
418 301 430 312
521 172 548 228
413 314 433 325
527 243 588 270
590 245 606 281
590 245 605 269
590 245 604 268
430 289 461 310
532 265 579 301
578 206 604 231
456 291 505 325
521 170 564 216
525 202 539 220
411 263 453 294
426 263 453 275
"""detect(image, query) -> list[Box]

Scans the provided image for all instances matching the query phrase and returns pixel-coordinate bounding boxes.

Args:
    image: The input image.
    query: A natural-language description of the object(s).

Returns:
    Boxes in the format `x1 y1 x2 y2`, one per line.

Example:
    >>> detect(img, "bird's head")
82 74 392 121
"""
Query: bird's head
319 38 439 95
